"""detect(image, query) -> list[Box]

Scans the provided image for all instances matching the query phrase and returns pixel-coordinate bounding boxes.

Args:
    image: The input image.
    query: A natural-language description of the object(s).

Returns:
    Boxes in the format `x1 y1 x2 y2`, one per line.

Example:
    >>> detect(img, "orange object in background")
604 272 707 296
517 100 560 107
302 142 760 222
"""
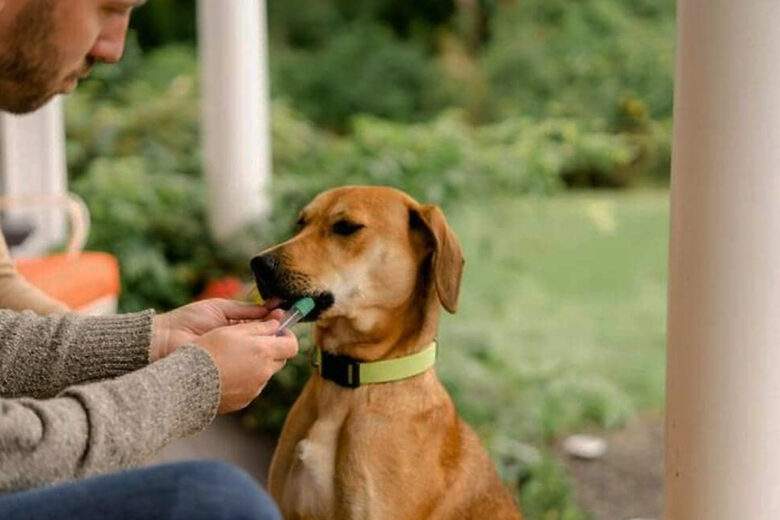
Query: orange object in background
16 253 120 314
2 194 121 315
197 276 246 301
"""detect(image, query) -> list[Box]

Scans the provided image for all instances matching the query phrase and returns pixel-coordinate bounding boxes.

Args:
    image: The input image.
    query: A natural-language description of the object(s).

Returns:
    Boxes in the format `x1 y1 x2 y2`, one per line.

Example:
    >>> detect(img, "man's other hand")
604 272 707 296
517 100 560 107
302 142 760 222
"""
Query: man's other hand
193 320 299 414
150 298 280 361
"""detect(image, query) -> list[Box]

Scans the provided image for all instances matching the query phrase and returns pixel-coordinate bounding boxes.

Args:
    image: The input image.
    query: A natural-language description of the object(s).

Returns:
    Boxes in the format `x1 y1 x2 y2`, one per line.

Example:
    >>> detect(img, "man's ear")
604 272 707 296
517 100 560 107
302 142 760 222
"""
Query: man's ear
410 204 465 313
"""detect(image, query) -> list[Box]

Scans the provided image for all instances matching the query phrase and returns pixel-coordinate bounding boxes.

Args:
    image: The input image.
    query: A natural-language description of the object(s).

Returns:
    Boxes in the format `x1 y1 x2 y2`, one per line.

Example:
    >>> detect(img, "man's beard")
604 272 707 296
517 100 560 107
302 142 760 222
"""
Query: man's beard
0 0 64 114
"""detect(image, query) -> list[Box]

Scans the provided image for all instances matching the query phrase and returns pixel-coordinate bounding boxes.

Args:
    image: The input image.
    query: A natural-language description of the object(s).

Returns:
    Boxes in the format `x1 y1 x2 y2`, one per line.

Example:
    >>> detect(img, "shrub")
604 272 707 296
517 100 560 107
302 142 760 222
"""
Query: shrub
67 45 643 309
482 0 675 126
271 23 450 131
71 156 230 311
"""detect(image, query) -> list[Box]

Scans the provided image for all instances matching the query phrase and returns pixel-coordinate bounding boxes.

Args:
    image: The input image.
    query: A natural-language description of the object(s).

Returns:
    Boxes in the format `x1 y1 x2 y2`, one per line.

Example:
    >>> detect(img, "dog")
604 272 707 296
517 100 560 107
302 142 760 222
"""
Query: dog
251 186 522 519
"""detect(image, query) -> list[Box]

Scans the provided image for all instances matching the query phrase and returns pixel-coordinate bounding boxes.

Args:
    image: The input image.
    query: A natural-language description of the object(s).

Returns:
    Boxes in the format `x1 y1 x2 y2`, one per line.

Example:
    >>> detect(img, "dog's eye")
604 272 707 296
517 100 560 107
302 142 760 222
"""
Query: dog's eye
295 217 307 231
332 220 364 236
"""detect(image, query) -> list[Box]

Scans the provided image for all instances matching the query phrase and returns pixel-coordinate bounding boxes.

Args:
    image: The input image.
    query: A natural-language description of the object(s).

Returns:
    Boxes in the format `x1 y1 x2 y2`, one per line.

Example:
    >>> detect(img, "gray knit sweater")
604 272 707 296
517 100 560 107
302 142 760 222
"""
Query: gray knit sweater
0 309 221 492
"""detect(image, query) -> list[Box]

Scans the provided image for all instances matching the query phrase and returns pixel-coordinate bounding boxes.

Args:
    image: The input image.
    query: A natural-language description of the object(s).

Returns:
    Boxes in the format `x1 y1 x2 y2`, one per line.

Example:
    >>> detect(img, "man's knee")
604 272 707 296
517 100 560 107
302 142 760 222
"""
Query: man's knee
154 460 281 520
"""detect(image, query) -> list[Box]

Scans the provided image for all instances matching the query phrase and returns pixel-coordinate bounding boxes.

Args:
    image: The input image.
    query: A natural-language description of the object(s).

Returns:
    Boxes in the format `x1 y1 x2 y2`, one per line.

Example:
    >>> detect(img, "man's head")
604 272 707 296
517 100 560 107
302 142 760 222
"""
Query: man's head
0 0 145 114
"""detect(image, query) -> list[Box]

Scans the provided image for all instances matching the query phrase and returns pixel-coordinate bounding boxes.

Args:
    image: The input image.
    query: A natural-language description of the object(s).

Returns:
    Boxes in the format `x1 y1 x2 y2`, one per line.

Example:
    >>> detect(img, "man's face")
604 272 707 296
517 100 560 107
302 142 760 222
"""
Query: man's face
0 0 145 114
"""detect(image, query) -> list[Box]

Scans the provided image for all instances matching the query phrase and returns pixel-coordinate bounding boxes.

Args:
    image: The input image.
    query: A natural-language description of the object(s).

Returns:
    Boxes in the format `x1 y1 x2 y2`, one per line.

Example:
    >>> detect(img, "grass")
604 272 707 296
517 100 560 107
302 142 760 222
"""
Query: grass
434 189 669 517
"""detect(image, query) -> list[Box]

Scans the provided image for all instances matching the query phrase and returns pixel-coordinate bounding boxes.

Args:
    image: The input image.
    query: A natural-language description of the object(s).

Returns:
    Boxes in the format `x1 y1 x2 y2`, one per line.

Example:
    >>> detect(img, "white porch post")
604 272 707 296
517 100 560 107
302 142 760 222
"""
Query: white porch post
0 99 67 256
197 0 271 240
666 1 780 518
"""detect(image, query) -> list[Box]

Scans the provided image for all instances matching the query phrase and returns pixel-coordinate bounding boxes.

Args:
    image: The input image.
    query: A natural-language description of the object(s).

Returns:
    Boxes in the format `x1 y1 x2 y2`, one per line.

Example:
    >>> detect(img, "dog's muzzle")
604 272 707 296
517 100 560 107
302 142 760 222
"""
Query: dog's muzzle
249 253 335 321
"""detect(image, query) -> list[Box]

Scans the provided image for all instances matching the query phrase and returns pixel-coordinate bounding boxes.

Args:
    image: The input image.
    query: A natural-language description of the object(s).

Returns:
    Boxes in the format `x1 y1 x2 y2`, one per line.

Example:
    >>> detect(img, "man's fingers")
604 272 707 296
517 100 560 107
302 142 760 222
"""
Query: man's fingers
211 299 270 320
254 335 299 360
225 319 281 336
267 309 286 321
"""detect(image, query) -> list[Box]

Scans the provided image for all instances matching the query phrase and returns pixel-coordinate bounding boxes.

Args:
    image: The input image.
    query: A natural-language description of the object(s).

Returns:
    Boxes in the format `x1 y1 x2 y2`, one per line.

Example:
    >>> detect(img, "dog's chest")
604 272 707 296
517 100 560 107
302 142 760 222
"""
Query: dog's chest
281 415 339 517
281 406 385 519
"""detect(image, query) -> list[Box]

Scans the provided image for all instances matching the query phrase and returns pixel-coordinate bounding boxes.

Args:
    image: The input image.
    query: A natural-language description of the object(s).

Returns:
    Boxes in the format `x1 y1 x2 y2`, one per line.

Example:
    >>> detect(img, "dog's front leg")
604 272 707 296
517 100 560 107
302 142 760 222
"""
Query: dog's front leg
268 378 320 516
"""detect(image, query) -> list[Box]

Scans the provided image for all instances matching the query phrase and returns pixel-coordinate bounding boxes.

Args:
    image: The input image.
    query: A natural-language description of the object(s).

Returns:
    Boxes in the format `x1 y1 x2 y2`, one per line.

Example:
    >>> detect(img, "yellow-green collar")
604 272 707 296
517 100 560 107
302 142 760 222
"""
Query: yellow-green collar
311 342 437 388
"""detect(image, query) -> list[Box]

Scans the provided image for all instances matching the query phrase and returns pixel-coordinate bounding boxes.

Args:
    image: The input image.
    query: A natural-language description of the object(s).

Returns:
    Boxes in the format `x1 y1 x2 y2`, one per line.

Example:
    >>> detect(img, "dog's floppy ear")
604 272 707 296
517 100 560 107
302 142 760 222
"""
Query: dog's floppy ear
411 204 465 313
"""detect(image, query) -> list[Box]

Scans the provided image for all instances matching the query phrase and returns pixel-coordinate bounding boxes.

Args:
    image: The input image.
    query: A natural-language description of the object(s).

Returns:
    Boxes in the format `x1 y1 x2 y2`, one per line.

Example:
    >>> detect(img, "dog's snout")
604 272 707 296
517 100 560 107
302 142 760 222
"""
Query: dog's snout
251 254 278 279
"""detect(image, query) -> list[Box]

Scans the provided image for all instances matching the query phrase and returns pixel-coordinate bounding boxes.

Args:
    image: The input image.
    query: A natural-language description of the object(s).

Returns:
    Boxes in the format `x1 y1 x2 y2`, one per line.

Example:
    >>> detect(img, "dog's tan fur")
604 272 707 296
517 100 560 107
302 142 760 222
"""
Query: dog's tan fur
259 186 521 519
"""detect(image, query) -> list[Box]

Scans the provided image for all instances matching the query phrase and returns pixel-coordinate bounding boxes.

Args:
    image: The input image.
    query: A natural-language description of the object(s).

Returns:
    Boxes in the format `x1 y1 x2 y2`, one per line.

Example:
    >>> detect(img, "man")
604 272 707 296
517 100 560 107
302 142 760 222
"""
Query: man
0 1 295 519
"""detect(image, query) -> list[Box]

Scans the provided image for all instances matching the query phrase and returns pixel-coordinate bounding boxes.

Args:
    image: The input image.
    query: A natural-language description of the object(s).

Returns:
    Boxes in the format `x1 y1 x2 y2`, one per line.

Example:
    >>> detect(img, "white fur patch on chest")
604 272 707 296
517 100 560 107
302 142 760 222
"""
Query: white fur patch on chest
281 417 341 518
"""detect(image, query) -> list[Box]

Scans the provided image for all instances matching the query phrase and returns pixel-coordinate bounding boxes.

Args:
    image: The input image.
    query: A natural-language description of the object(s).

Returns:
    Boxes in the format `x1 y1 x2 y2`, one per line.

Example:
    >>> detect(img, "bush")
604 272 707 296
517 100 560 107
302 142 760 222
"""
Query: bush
271 23 450 131
67 43 201 182
67 39 646 309
482 0 675 125
270 103 644 218
71 157 214 311
67 45 246 311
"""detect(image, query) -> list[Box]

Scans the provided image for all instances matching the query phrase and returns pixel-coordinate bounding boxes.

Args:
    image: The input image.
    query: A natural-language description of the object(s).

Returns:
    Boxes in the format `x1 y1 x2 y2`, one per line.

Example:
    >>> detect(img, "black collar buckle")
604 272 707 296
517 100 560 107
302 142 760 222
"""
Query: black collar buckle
319 351 361 388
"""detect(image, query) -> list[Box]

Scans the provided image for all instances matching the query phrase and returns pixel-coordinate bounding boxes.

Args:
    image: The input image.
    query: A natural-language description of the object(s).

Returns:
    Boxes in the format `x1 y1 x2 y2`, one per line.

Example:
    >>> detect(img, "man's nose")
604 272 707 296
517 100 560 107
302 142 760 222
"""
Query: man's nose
88 16 130 64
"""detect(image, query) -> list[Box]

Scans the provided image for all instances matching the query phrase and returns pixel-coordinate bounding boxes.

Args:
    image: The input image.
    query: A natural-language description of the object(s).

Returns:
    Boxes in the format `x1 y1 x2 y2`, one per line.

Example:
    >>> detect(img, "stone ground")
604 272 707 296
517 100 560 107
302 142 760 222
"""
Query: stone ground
150 413 664 520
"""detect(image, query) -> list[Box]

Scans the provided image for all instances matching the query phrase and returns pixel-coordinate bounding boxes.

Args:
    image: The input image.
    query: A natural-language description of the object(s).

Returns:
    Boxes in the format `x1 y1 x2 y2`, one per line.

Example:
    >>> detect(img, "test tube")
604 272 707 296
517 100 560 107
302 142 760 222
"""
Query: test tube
275 297 315 336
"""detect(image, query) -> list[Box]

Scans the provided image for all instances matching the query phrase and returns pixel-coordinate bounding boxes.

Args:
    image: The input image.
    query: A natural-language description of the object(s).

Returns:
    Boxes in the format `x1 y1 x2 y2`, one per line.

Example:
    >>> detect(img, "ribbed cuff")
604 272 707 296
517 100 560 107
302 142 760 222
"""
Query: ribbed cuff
63 310 154 383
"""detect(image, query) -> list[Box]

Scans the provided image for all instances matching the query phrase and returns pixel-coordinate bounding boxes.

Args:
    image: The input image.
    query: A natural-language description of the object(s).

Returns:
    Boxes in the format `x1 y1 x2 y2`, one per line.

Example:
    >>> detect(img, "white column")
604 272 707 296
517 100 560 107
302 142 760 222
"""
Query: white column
197 0 271 240
0 98 67 256
666 2 780 518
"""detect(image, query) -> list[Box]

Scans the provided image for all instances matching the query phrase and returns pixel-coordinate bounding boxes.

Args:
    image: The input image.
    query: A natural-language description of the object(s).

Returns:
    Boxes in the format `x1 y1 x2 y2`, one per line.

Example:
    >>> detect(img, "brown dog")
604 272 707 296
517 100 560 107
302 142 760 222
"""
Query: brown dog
251 186 522 519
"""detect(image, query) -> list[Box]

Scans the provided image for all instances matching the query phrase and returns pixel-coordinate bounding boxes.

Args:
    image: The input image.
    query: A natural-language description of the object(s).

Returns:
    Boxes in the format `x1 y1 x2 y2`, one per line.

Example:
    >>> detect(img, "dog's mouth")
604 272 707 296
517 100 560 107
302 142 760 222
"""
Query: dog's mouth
255 279 334 322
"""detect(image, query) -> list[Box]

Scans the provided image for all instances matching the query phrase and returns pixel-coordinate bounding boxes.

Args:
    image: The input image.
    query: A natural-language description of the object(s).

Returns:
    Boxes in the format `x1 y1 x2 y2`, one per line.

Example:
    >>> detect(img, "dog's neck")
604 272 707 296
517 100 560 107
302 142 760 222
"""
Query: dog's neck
313 292 440 362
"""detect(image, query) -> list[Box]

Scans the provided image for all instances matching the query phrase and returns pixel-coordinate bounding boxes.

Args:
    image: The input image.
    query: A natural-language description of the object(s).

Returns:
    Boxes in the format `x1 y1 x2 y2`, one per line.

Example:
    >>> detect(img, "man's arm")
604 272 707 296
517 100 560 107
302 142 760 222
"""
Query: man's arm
0 233 70 314
0 345 220 492
0 309 153 399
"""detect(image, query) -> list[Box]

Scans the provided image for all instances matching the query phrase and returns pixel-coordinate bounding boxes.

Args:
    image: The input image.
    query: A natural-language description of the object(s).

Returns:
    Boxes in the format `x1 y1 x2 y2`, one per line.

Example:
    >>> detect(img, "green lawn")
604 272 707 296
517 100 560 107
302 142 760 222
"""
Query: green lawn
435 190 669 514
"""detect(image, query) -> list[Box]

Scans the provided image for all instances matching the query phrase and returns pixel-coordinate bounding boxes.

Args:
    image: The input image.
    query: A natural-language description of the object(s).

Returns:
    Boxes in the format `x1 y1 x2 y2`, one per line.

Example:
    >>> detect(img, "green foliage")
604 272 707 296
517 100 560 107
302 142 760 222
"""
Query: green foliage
71 156 214 311
269 102 643 221
129 0 197 49
127 0 675 185
67 43 200 181
271 23 450 131
67 45 228 311
483 0 675 124
520 455 590 520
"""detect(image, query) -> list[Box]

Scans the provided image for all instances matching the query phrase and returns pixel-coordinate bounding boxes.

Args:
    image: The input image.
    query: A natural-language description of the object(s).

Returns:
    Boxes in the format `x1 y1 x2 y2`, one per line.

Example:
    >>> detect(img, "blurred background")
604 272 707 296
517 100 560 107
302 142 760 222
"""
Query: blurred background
30 0 677 518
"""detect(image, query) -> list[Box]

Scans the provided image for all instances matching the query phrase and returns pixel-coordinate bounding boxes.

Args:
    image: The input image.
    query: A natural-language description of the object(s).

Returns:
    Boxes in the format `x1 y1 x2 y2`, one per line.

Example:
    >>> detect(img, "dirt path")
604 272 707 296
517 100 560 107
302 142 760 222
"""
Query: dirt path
556 413 664 520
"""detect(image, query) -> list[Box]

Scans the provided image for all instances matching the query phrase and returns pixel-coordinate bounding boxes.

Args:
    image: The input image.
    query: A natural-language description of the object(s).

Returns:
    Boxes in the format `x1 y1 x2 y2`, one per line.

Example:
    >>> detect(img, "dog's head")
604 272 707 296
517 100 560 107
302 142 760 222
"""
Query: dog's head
250 186 464 349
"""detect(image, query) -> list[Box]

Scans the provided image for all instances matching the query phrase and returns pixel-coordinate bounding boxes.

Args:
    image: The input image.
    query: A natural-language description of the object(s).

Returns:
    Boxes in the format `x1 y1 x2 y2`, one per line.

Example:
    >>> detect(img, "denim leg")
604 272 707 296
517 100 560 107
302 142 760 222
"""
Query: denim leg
0 460 282 520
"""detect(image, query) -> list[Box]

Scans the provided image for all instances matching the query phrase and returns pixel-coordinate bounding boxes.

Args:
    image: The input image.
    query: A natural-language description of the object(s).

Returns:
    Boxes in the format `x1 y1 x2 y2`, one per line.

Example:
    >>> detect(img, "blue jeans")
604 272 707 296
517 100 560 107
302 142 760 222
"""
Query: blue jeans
0 460 282 520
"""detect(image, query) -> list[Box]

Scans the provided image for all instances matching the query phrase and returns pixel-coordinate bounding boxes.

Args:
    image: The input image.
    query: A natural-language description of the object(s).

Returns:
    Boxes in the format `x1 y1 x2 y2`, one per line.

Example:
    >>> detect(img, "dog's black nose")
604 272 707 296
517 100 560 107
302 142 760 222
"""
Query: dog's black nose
251 254 278 280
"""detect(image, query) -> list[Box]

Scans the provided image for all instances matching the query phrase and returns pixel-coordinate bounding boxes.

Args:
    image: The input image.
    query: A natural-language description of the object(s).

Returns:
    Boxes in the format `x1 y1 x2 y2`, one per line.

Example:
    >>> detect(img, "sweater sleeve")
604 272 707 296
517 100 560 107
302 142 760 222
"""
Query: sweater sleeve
0 345 221 492
0 233 69 315
0 310 154 399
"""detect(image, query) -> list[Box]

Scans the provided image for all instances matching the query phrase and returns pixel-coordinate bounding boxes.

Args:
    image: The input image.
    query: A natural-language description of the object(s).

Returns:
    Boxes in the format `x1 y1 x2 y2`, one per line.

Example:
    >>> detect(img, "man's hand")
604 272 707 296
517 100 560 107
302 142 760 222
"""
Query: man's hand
193 320 300 414
150 298 278 362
